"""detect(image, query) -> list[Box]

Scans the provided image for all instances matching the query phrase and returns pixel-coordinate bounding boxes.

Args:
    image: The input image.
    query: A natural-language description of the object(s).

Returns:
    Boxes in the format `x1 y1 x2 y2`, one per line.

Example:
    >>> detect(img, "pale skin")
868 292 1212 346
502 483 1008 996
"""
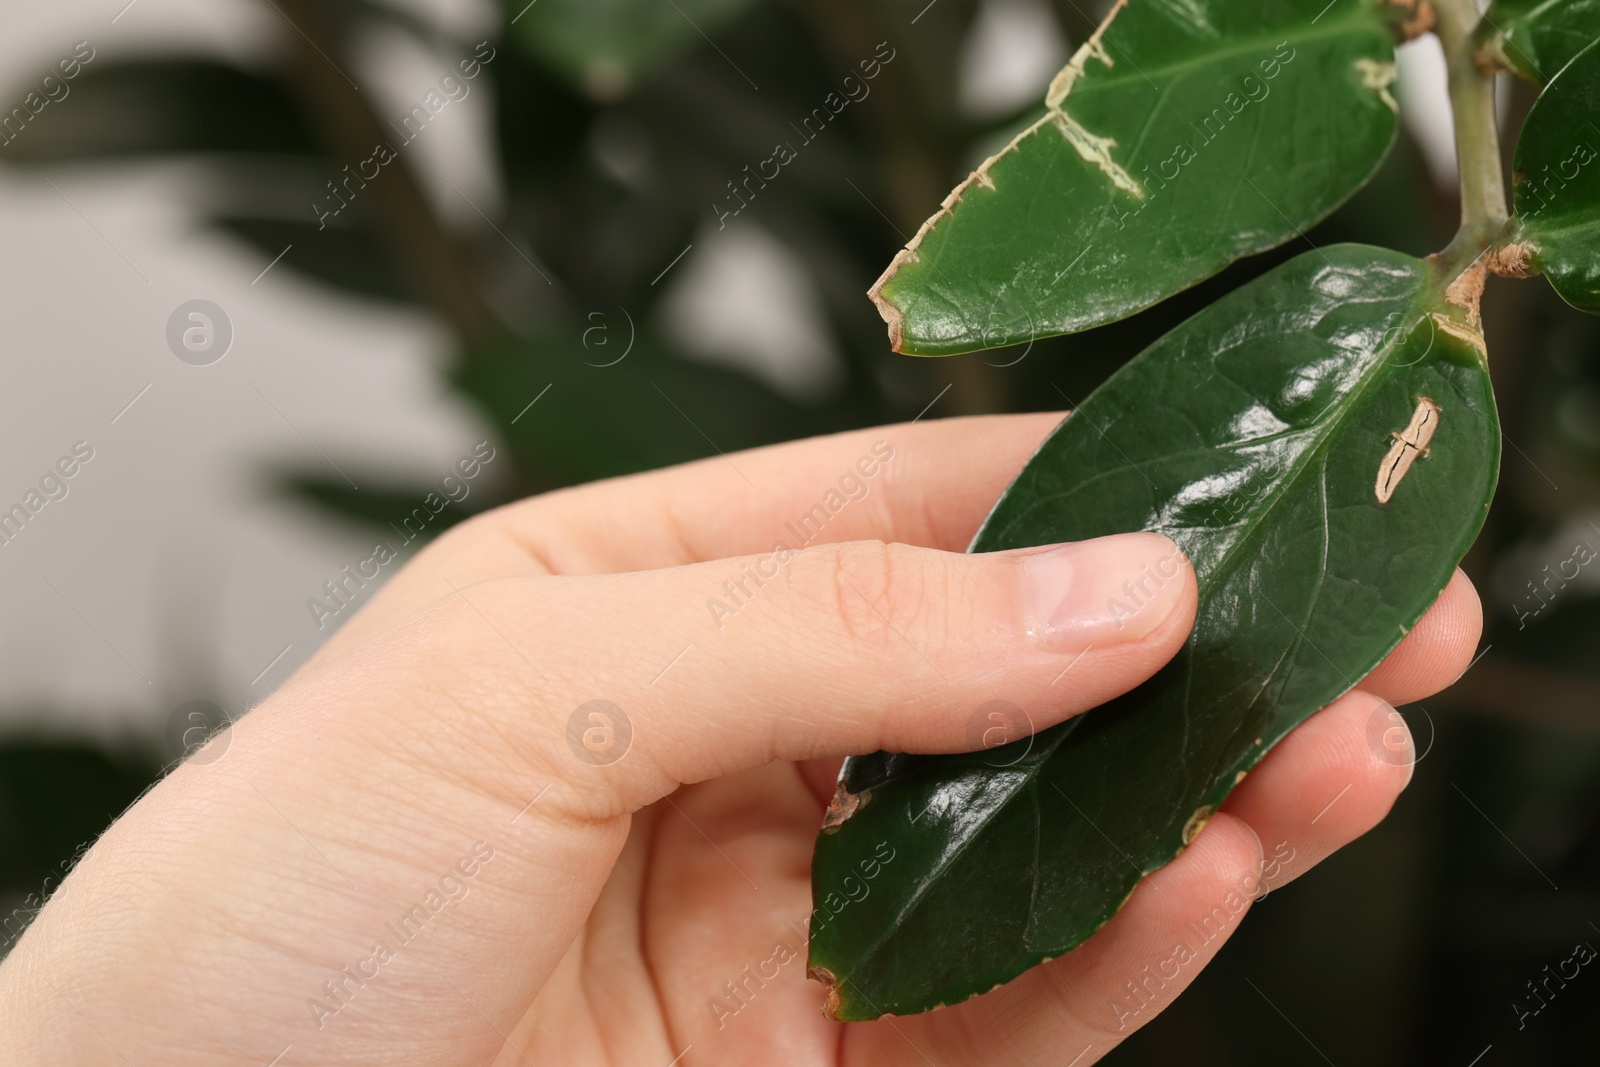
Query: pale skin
0 412 1481 1066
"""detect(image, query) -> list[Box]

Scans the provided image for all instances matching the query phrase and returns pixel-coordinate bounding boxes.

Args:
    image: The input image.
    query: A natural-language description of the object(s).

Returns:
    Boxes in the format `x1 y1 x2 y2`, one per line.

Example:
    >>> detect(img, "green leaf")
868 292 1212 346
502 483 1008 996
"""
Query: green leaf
211 215 416 306
500 0 762 99
1477 0 1600 83
455 330 818 487
809 245 1498 1020
869 0 1402 355
271 474 487 535
0 59 319 164
1513 38 1600 315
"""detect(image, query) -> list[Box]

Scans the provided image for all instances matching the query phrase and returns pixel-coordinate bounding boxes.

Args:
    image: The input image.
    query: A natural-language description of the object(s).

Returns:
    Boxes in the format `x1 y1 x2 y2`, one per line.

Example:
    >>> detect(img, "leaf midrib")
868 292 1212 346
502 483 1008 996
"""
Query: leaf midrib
1001 287 1431 605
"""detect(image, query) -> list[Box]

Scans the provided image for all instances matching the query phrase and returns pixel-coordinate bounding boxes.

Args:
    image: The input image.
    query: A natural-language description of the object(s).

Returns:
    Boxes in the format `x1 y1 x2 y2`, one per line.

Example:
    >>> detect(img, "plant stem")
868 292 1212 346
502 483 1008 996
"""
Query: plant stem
1435 0 1510 272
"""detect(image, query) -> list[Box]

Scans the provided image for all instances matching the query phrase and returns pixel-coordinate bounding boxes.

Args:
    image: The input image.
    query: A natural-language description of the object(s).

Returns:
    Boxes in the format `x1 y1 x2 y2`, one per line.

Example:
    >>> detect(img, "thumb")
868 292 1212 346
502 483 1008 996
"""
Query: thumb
447 531 1197 816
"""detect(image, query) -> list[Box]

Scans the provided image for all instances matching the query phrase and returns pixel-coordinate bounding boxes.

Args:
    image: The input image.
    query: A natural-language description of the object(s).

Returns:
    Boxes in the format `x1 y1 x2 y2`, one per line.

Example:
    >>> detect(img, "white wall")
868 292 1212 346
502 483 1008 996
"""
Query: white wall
0 0 498 744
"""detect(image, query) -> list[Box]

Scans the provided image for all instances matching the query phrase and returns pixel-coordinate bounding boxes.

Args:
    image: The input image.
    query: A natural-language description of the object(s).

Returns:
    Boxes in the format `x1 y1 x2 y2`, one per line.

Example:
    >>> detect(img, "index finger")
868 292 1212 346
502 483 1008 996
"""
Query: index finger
300 412 1065 670
492 410 1067 572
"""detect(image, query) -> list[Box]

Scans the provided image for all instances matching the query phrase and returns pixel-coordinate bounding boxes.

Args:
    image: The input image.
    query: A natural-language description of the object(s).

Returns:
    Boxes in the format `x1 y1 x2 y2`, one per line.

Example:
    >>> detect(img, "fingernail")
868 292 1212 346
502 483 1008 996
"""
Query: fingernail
1019 533 1190 652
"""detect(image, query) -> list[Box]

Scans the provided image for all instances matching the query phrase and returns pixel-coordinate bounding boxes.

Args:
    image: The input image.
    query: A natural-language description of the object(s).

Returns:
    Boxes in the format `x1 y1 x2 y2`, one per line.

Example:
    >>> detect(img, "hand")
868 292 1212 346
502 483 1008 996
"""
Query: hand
0 412 1480 1066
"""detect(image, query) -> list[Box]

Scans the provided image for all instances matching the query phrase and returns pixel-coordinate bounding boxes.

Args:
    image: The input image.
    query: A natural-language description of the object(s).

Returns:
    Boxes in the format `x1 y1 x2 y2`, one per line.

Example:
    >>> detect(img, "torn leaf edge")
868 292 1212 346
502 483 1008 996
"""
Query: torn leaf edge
866 0 1134 351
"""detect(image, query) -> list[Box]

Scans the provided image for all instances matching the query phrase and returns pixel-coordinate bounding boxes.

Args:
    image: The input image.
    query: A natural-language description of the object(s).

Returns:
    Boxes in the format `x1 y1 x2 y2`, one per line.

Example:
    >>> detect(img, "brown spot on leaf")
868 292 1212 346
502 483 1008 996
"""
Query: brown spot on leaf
1489 240 1536 278
1183 805 1214 846
821 780 864 831
1430 311 1487 359
1376 396 1441 504
1427 253 1491 359
809 966 843 1020
1444 258 1488 327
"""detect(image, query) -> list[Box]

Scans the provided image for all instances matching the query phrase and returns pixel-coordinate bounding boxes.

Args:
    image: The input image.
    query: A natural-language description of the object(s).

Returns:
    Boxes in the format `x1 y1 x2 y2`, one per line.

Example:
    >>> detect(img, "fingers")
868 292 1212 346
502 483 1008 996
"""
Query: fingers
492 411 1067 571
296 413 1064 671
366 532 1197 818
793 570 1477 785
861 814 1265 1065
1359 569 1482 707
844 583 1469 1067
1219 688 1413 893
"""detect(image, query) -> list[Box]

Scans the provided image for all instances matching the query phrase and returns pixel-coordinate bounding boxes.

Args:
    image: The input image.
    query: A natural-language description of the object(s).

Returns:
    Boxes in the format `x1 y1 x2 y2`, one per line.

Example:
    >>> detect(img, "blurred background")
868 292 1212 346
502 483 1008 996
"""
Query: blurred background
0 0 1596 1061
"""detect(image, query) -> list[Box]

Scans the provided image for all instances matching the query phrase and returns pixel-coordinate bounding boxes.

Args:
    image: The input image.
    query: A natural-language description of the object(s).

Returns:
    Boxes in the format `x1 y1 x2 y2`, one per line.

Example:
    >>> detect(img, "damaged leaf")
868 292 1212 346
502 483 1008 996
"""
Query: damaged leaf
869 0 1402 355
810 245 1498 1019
1513 37 1600 314
1476 0 1600 83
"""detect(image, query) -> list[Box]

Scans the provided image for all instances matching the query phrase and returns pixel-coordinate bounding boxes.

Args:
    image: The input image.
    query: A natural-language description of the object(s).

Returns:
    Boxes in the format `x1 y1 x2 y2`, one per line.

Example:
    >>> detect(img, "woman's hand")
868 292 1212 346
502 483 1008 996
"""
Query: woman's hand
0 412 1480 1066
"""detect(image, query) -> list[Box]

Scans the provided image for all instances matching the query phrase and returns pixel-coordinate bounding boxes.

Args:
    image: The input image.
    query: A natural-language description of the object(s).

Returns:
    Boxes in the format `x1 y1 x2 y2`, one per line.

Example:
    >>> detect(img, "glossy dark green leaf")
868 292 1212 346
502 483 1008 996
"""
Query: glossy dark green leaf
869 0 1402 355
809 245 1498 1019
1477 0 1600 83
500 0 762 99
1513 38 1600 315
0 60 319 164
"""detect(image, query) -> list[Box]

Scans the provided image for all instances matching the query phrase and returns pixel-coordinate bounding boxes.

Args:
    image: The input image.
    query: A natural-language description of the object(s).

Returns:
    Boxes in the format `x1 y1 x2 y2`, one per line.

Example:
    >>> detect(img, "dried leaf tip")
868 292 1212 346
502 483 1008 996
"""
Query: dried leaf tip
867 275 905 353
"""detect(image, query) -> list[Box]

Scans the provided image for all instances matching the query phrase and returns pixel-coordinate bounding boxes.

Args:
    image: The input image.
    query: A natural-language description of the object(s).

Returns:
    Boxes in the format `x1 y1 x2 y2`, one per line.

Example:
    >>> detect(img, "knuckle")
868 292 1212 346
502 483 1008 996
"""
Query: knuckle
420 501 567 577
794 540 950 654
410 511 492 567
